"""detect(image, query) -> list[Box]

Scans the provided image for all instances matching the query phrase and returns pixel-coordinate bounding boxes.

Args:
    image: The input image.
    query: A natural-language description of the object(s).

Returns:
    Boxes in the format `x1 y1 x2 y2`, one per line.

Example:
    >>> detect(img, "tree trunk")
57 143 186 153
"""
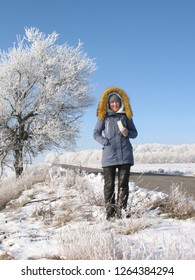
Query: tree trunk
14 148 24 177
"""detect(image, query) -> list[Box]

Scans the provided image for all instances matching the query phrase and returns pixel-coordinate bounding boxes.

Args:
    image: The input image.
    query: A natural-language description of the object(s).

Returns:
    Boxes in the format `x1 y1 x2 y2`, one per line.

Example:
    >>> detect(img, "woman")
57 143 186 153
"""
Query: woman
93 86 138 220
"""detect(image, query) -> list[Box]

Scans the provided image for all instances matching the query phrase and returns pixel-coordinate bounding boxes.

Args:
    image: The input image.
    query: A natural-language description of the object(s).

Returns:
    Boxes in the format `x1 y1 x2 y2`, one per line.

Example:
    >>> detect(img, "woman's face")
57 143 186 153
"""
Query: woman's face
109 101 120 112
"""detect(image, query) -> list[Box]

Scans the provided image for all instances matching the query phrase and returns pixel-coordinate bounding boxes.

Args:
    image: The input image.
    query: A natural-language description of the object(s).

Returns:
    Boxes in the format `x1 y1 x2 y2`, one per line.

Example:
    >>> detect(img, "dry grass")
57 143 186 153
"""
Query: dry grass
0 252 14 260
31 204 55 225
0 164 195 260
60 228 117 259
44 220 195 260
0 164 49 210
114 217 150 235
161 184 195 219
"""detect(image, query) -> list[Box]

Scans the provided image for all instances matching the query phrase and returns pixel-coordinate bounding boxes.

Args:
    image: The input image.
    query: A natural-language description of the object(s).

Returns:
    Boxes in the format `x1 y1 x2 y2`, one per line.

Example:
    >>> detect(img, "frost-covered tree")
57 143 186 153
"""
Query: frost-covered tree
0 27 96 177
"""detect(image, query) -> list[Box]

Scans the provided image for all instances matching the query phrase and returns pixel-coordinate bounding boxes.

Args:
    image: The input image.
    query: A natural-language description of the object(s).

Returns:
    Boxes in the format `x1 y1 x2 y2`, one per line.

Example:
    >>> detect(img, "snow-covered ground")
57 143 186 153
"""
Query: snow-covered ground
0 144 195 262
0 169 195 260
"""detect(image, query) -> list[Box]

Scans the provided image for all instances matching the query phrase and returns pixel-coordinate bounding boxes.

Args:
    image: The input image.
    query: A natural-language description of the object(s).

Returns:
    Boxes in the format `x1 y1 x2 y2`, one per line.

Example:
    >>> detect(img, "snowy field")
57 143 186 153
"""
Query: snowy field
0 144 195 261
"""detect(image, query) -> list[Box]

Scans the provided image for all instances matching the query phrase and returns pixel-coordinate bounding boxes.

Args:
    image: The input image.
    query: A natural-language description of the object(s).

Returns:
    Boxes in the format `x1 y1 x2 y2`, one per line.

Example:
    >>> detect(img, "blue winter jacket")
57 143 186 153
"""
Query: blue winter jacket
93 112 138 167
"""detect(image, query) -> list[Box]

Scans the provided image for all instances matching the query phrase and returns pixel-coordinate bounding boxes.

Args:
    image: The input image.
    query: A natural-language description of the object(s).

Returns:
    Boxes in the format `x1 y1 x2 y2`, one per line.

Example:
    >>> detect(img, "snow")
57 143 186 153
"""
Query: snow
0 146 195 261
132 163 195 176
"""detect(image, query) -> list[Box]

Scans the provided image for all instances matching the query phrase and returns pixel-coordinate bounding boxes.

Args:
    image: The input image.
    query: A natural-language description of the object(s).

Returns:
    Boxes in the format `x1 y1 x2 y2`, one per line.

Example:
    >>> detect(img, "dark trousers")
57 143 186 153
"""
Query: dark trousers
103 164 131 217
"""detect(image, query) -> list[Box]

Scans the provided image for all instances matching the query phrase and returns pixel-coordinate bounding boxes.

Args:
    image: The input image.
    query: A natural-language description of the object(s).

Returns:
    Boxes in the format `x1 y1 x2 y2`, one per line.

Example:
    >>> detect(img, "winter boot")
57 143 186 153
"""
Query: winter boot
106 203 116 220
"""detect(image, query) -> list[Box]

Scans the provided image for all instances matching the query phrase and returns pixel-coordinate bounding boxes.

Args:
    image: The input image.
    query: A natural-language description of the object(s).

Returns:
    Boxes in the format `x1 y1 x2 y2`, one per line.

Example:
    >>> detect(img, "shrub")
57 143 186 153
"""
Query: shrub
161 184 195 219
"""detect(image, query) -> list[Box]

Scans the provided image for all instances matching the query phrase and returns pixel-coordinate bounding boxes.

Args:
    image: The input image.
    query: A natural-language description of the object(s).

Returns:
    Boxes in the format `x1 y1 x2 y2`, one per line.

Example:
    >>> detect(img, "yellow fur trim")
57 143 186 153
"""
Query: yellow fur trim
97 86 133 120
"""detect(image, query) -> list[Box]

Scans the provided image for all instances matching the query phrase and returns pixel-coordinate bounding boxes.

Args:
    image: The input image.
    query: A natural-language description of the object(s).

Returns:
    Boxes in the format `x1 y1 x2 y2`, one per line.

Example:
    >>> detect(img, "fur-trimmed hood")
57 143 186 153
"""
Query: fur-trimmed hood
97 86 133 120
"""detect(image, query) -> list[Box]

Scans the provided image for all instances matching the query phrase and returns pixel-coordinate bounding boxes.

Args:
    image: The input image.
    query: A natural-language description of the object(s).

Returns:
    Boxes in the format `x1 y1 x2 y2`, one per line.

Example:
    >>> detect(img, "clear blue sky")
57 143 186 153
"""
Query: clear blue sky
0 0 194 151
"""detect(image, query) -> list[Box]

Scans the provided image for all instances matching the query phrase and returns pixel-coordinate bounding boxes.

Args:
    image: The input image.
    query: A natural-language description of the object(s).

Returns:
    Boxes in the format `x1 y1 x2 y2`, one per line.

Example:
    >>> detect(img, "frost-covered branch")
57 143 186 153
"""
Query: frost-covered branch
0 27 96 177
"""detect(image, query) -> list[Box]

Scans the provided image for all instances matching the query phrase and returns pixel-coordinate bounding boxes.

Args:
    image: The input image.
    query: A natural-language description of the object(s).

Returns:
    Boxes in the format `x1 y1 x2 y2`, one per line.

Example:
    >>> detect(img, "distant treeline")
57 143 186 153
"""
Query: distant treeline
45 144 195 165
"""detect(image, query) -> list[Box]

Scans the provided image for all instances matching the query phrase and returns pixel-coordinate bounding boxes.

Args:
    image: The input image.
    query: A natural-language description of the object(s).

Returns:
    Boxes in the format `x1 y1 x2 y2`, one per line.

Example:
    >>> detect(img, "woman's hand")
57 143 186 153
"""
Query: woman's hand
117 120 129 137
